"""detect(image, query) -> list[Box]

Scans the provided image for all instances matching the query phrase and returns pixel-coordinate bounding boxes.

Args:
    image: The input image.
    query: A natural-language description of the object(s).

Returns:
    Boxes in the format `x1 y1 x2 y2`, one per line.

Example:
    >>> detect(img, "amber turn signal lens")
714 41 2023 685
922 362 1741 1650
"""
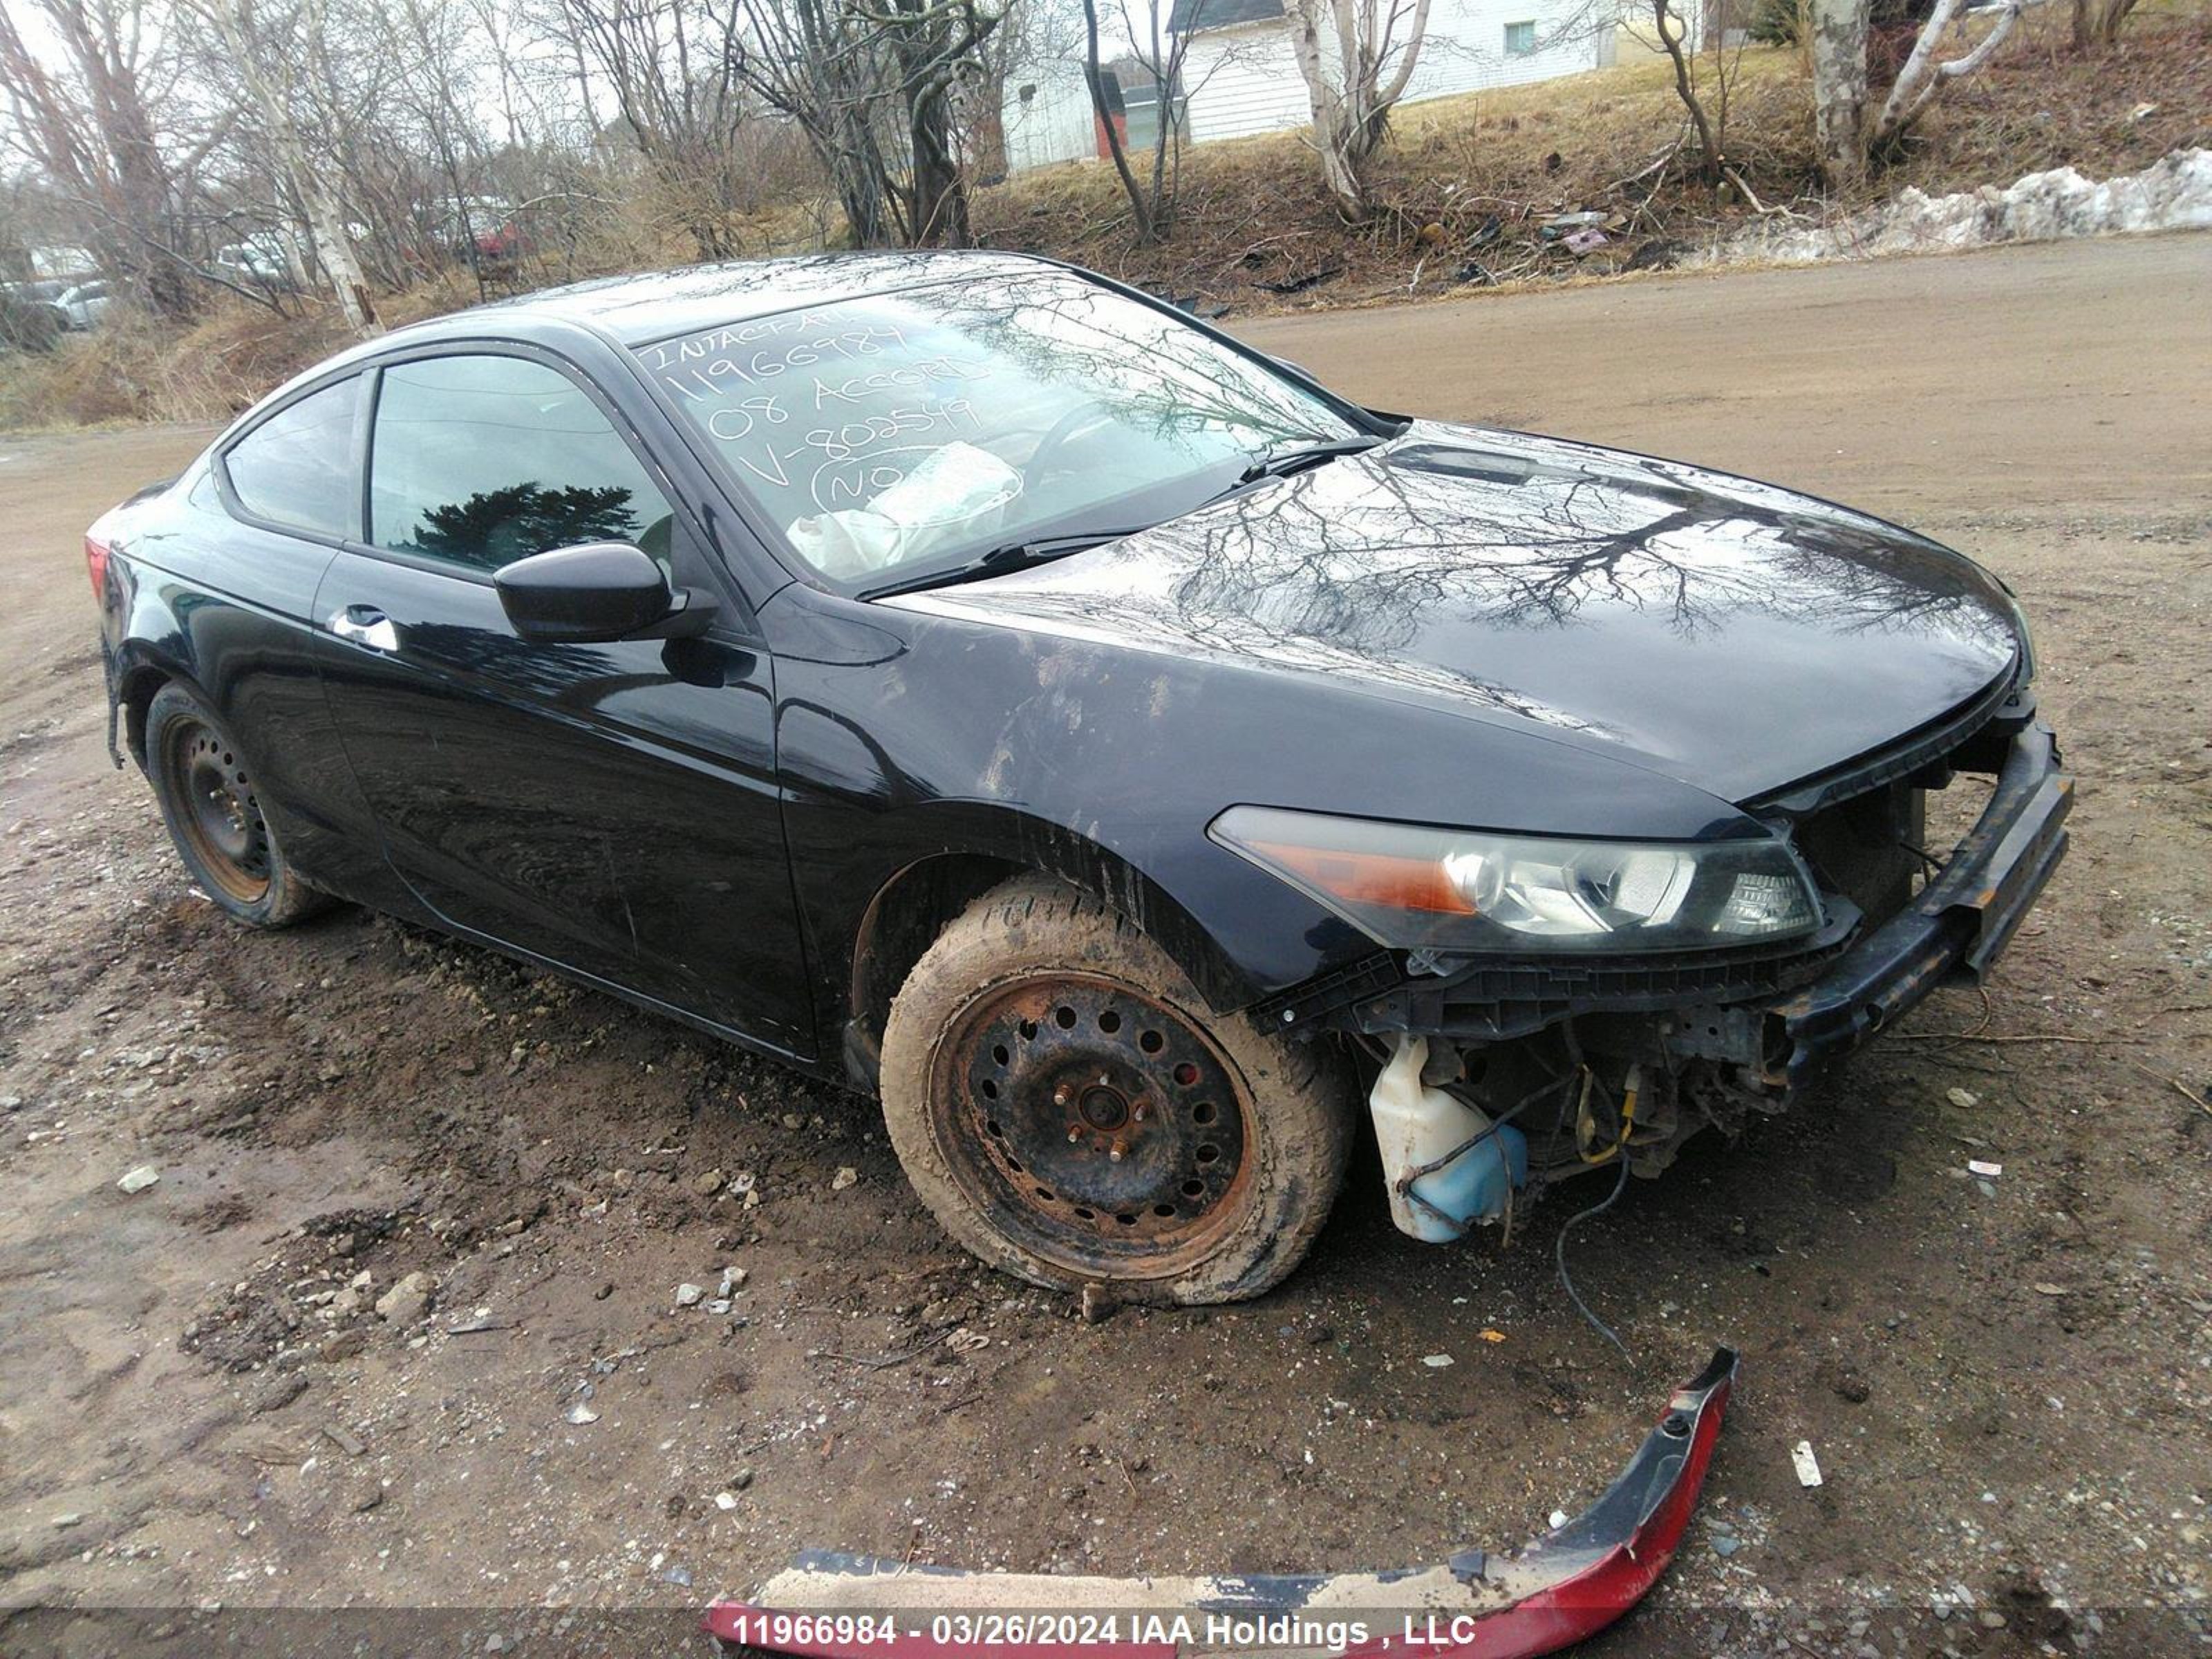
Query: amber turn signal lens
1244 840 1476 915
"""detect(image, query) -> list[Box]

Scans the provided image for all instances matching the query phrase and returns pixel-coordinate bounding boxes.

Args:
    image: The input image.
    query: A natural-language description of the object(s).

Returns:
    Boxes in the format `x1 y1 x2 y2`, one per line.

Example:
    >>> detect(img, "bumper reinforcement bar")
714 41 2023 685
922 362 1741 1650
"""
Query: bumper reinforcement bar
1760 721 2070 1088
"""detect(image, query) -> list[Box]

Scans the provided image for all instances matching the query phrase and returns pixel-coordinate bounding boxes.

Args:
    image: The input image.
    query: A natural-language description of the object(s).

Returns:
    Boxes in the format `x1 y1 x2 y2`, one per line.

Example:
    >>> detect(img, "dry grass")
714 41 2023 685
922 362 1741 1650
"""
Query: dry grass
970 3 2211 317
3 2 2206 430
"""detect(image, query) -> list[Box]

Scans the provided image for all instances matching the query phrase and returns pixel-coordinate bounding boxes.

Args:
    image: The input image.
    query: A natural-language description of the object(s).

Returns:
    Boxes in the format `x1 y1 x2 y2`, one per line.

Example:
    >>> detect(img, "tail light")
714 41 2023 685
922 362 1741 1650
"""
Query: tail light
85 533 111 602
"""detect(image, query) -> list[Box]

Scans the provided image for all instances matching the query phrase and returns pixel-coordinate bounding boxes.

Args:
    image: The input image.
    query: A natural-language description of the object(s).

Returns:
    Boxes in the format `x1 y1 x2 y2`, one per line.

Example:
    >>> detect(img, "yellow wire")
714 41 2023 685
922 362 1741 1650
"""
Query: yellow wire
1579 1067 1642 1166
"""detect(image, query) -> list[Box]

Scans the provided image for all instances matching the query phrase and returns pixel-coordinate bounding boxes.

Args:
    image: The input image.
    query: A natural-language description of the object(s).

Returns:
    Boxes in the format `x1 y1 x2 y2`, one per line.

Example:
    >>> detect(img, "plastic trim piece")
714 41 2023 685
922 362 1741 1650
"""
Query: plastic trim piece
704 1348 1739 1659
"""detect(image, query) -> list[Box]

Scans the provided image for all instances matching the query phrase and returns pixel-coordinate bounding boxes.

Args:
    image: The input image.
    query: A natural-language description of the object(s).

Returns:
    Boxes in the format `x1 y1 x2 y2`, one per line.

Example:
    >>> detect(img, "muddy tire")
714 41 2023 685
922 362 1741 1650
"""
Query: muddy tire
879 874 1351 1304
145 683 330 928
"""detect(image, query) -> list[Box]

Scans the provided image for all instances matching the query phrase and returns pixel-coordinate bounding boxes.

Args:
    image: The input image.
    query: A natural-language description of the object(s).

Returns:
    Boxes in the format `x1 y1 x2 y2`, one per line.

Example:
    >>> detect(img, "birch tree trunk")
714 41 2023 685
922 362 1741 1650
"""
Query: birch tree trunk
1286 0 1433 223
1874 0 2021 147
301 177 379 335
183 0 381 335
1809 0 1871 187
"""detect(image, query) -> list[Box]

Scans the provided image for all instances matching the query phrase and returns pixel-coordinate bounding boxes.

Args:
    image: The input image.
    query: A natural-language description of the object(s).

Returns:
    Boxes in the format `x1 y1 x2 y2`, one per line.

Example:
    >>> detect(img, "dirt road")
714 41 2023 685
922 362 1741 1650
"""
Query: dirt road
3 235 2209 1657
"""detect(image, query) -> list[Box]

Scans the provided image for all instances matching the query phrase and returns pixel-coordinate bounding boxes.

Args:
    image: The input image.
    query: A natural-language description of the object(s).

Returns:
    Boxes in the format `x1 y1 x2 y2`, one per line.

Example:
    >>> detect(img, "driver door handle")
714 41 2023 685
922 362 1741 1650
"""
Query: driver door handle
329 605 400 653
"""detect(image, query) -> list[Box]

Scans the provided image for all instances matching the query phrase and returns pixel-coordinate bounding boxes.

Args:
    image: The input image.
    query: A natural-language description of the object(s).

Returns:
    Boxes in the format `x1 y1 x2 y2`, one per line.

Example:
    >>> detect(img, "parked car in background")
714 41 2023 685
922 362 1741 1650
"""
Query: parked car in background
427 195 528 265
82 252 2070 1305
214 238 295 290
53 279 112 331
0 279 70 353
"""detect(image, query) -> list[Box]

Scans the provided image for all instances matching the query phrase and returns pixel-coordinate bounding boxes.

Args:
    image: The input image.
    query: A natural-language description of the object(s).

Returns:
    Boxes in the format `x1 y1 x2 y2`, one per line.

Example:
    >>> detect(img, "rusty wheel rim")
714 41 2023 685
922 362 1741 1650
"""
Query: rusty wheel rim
163 717 270 905
932 973 1253 1278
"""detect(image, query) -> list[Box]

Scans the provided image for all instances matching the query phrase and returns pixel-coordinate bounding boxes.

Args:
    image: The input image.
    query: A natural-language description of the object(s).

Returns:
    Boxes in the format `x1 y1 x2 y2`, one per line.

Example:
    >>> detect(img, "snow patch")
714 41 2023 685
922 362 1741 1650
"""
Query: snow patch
1705 148 2212 267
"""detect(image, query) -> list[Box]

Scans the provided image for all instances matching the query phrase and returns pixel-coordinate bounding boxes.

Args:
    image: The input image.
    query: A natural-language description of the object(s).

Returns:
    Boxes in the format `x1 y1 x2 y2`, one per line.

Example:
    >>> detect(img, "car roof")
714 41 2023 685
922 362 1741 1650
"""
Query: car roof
434 249 1060 348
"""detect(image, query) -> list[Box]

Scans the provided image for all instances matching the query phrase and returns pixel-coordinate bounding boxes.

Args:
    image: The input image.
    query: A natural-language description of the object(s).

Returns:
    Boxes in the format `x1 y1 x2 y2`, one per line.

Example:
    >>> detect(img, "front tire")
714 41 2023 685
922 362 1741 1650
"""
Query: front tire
145 683 330 928
879 875 1351 1304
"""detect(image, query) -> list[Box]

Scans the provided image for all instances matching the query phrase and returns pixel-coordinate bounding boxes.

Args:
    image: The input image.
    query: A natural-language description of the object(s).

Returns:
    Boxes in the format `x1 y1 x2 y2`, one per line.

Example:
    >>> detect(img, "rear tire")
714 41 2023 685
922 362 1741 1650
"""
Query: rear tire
145 683 330 929
879 874 1351 1304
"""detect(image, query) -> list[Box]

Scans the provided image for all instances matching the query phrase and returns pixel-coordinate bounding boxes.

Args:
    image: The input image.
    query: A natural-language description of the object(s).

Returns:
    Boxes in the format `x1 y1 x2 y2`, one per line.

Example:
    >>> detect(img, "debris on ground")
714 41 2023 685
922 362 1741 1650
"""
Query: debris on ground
115 1165 159 1194
373 1272 435 1324
1791 1441 1825 1488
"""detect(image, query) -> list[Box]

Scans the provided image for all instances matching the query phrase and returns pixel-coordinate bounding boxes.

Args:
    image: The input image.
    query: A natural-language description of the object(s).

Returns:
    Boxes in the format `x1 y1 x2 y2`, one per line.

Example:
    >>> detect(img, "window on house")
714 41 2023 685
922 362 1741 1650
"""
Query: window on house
1504 19 1538 53
1121 79 1187 153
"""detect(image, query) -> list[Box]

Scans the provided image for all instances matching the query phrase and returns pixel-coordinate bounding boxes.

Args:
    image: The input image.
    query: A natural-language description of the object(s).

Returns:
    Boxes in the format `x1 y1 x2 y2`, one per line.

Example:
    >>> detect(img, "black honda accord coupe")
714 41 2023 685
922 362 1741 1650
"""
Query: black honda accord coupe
86 252 2070 1302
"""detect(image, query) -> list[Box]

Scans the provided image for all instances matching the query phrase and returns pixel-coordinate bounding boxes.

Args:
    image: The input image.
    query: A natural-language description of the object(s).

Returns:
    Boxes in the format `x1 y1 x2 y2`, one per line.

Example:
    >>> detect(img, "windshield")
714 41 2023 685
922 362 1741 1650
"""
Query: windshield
636 271 1360 593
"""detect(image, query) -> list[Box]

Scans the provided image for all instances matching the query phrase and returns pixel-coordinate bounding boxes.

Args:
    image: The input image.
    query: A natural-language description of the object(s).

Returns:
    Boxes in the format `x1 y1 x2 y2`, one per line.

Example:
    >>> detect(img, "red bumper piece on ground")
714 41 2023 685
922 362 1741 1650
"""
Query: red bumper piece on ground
705 1347 1738 1659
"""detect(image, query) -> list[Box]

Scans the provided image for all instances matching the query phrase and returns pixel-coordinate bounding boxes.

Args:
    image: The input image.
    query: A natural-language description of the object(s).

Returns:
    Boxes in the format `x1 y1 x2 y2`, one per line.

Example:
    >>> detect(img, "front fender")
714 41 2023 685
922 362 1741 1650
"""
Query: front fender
767 581 1756 1051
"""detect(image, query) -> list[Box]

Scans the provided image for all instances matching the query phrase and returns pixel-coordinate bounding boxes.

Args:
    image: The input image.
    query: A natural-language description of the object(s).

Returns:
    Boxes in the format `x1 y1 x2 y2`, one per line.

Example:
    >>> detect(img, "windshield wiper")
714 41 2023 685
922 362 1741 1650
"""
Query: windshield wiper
861 529 1136 601
1192 436 1383 513
1237 435 1382 485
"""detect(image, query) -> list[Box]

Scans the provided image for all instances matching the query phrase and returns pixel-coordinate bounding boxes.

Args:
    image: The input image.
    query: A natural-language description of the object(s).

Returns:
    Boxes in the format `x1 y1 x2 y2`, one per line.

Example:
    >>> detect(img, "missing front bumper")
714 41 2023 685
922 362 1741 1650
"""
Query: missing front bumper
704 1348 1739 1658
1756 720 2070 1087
1299 722 2068 1093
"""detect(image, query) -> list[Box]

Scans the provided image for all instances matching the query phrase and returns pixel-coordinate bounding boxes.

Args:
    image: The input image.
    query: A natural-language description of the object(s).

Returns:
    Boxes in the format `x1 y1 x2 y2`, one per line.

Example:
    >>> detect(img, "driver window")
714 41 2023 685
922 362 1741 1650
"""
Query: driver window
369 354 676 578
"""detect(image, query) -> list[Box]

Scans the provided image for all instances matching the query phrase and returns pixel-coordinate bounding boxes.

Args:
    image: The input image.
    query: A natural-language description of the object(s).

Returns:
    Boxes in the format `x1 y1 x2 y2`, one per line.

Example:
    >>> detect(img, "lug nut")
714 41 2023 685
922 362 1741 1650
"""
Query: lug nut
1109 1141 1127 1163
1053 1085 1071 1107
1131 1102 1148 1123
1067 1127 1082 1143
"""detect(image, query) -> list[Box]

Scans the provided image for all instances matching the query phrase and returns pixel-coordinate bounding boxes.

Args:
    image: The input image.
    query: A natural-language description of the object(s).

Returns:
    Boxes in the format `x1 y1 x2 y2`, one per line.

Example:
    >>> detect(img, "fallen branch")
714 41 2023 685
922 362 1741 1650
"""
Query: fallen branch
1721 165 1808 221
2133 1062 2212 1118
1598 138 1685 200
811 1344 930 1370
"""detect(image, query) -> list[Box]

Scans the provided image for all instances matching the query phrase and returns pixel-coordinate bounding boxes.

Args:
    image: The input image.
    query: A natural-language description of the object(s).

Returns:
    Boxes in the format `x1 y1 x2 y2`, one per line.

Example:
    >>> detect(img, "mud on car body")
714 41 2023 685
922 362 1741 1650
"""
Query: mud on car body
82 250 2070 1306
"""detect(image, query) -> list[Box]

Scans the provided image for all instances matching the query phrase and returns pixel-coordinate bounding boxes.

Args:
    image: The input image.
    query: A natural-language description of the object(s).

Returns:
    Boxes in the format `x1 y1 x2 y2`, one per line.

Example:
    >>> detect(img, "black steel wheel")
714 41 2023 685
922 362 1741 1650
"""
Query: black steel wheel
144 683 330 928
880 875 1351 1304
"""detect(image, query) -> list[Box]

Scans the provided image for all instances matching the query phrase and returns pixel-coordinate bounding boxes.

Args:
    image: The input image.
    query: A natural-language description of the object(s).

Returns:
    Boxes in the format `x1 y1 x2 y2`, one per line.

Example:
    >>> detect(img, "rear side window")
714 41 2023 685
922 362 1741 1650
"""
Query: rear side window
223 376 362 538
368 353 675 577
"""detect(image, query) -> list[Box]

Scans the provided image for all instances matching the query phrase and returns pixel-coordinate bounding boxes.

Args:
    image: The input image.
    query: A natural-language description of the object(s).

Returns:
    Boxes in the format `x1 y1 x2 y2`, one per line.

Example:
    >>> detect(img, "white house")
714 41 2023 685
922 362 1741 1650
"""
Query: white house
1002 0 1613 171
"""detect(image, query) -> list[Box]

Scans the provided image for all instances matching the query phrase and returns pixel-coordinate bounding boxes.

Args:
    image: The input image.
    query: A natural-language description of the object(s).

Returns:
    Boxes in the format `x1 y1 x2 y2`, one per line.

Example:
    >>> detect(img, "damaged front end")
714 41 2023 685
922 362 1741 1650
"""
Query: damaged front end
1258 679 2070 1240
706 1349 1738 1659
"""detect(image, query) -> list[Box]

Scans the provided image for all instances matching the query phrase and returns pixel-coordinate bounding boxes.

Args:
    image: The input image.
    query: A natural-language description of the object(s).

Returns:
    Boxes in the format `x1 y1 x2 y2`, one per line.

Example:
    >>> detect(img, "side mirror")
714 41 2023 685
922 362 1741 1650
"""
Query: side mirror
494 542 716 644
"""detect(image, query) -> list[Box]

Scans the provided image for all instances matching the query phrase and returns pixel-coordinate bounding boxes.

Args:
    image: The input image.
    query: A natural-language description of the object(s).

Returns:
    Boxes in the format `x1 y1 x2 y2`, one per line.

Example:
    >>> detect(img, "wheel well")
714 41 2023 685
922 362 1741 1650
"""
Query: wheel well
845 854 1024 1090
118 666 172 768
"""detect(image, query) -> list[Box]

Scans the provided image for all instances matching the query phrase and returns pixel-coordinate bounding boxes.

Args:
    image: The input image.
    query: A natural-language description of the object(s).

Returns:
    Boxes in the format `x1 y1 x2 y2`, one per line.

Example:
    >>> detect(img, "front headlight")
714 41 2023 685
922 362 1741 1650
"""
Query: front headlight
1210 805 1824 955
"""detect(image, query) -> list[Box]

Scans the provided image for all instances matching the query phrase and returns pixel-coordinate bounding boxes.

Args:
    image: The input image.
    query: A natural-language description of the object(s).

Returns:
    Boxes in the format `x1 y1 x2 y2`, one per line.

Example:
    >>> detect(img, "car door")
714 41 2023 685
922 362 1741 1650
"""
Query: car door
311 344 816 1058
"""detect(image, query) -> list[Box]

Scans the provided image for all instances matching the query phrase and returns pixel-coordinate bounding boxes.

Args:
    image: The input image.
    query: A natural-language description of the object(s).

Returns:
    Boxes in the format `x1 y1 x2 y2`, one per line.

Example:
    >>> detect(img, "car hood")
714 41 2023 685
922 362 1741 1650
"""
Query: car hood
881 424 2023 805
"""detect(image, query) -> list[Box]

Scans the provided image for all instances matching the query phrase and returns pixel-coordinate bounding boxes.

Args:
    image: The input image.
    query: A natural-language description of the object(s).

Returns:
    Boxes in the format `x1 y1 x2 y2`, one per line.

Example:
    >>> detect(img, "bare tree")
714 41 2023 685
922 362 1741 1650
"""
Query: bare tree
1641 0 1723 182
552 0 756 259
728 0 1000 247
1282 0 1434 223
1810 0 1870 186
1872 0 2021 149
0 0 204 318
1080 0 1154 242
2070 0 2137 47
872 0 1002 244
176 0 384 332
1116 0 1198 236
1810 0 2021 186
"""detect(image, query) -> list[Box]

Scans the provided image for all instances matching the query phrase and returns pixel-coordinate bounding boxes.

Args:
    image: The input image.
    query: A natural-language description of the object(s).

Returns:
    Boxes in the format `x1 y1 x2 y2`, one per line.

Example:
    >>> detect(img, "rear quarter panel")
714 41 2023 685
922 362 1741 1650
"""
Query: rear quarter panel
104 458 398 910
